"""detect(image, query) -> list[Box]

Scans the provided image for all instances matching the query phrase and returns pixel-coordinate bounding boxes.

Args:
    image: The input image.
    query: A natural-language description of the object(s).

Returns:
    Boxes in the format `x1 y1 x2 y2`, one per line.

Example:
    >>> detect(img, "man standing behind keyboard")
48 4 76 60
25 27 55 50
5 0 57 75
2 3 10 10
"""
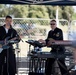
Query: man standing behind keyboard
39 19 70 75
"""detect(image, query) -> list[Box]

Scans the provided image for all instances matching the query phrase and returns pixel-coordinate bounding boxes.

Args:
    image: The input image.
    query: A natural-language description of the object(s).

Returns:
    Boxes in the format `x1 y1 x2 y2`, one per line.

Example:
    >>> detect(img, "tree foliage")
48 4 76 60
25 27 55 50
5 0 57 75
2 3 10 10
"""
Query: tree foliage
0 4 75 20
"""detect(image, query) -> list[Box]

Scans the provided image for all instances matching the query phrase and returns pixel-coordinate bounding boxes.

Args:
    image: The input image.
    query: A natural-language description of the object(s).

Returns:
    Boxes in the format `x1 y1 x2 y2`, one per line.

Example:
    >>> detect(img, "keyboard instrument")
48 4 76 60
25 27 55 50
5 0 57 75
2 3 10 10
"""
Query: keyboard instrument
28 52 72 58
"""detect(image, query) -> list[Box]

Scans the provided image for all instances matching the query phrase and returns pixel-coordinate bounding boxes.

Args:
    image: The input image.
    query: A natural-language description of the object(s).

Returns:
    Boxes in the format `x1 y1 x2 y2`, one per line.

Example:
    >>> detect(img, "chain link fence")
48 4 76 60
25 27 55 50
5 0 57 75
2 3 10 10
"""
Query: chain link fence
0 18 69 57
1 18 75 75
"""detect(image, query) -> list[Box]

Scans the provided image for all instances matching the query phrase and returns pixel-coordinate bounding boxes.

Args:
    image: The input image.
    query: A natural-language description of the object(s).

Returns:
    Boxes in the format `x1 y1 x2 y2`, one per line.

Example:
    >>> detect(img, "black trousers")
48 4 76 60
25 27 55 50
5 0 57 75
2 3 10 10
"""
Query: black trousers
0 48 16 75
45 55 70 75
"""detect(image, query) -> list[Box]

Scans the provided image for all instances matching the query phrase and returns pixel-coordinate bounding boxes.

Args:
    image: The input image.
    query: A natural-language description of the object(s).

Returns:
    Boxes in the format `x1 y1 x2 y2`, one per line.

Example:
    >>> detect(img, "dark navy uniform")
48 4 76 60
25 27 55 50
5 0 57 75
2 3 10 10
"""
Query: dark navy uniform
45 27 69 75
0 25 20 75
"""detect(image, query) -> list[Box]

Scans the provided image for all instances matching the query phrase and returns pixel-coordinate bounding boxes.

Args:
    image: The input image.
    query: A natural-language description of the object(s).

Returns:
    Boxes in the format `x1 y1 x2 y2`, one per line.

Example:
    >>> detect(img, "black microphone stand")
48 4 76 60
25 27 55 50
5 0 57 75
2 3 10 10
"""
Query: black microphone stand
6 44 9 75
6 37 11 75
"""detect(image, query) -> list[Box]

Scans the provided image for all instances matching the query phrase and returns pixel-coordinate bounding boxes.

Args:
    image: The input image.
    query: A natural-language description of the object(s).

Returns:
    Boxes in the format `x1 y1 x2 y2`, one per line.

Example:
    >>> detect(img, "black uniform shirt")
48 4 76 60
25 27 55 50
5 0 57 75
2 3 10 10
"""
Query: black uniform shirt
46 27 65 53
0 25 20 49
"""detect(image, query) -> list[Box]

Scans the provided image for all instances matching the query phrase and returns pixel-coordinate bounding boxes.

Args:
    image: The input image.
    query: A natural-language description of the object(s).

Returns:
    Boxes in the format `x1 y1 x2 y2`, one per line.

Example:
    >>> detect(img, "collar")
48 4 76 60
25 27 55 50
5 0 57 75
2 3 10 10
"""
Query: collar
3 24 12 29
52 27 57 31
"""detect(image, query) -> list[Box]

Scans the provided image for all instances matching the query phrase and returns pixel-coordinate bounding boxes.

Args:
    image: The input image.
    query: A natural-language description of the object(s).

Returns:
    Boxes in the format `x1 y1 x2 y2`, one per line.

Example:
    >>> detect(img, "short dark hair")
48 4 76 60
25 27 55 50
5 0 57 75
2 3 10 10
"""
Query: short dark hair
51 19 56 22
6 15 12 19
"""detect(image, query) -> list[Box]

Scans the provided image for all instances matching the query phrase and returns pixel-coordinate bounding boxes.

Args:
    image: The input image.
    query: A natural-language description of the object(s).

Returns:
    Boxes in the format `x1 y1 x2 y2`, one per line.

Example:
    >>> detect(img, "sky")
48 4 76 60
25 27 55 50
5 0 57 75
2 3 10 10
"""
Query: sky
73 6 76 12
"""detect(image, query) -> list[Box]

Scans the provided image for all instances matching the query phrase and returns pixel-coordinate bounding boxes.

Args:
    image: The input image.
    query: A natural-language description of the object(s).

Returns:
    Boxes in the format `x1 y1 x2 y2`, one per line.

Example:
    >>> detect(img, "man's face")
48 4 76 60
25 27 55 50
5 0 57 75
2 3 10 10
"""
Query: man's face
50 21 57 30
5 18 12 26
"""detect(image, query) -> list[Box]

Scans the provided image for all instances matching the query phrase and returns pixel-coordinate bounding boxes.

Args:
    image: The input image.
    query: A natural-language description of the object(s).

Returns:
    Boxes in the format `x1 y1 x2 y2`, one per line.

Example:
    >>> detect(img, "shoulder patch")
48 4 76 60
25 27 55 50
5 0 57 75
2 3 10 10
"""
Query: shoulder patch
56 32 60 37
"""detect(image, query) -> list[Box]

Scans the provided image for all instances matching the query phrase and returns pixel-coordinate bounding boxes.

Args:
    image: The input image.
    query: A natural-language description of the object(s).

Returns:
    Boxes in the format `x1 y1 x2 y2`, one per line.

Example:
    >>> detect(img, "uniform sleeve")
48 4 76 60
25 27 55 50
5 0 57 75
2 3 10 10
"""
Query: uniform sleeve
45 31 50 44
55 29 63 40
46 31 50 39
55 29 65 52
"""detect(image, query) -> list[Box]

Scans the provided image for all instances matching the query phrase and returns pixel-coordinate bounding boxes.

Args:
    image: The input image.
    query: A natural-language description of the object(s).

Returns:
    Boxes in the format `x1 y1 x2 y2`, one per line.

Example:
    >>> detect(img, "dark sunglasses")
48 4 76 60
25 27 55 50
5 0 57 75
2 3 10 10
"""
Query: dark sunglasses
50 23 55 25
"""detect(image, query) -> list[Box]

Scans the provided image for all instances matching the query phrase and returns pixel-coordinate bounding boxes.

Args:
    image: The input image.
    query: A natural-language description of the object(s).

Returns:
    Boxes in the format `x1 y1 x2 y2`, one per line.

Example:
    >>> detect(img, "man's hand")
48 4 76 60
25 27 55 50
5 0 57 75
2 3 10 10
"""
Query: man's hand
47 39 55 46
38 39 46 44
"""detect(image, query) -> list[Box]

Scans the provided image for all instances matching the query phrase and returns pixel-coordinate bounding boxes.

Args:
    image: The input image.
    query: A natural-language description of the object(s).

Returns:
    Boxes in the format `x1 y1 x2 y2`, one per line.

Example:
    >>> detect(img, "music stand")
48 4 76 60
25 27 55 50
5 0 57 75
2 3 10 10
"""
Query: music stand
26 40 45 75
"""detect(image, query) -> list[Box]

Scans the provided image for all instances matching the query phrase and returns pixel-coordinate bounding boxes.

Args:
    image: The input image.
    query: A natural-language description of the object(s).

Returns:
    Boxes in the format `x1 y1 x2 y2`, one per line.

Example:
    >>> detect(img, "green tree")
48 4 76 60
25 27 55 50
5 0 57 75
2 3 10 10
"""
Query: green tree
11 5 29 18
28 5 49 18
0 5 10 17
60 6 74 20
45 6 54 19
0 4 75 21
